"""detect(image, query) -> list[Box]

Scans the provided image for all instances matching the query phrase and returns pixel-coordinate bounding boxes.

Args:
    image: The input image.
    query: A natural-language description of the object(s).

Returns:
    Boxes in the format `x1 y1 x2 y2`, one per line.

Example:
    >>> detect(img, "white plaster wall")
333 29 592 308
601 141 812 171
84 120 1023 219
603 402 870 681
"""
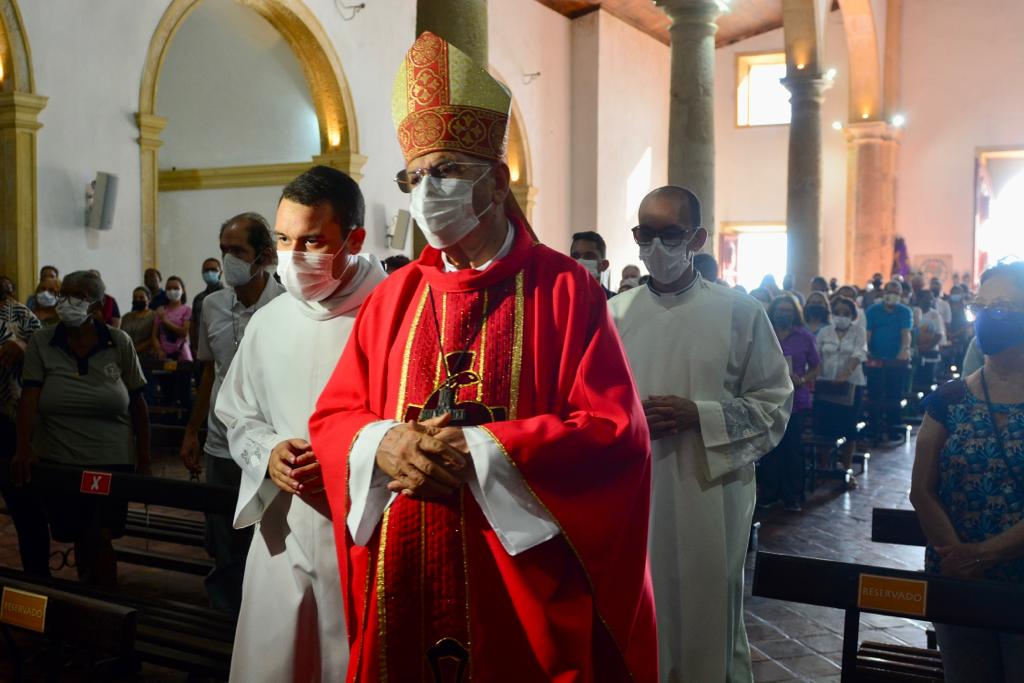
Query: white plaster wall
22 0 416 305
566 10 670 285
160 187 281 294
157 0 322 296
897 0 1024 276
595 11 670 282
19 0 169 307
713 11 851 281
159 0 320 168
490 0 572 249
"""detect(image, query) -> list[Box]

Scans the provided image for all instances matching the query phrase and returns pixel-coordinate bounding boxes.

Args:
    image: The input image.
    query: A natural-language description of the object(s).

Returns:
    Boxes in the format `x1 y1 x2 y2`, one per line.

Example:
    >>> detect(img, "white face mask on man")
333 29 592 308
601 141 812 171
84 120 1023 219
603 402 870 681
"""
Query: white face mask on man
277 238 353 303
576 259 602 281
408 168 494 249
56 297 93 327
223 253 260 288
639 239 691 286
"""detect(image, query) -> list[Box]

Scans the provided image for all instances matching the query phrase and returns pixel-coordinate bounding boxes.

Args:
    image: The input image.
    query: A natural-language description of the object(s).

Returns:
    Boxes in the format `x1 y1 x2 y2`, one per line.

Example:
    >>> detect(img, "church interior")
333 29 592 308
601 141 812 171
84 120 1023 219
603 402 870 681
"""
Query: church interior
0 0 1022 681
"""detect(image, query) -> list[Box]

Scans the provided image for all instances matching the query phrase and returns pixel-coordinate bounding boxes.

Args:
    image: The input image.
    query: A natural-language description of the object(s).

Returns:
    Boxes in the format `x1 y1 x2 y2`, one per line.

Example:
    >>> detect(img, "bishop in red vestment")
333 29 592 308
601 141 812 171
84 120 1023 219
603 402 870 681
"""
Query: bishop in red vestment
310 32 657 683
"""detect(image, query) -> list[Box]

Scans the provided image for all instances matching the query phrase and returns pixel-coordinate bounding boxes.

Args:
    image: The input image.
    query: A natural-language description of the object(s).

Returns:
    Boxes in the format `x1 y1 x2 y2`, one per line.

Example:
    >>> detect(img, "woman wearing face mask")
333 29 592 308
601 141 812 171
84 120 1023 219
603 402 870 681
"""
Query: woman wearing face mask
804 291 831 336
121 287 159 358
155 276 192 362
759 295 820 512
32 278 61 327
121 287 160 403
910 262 1024 682
155 276 192 417
12 271 150 587
815 296 867 485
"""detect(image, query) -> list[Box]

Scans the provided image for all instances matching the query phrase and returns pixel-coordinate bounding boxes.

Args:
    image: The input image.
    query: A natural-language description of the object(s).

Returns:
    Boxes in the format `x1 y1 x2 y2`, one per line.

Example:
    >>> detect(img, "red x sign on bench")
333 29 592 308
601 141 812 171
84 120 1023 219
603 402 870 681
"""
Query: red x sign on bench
80 471 112 496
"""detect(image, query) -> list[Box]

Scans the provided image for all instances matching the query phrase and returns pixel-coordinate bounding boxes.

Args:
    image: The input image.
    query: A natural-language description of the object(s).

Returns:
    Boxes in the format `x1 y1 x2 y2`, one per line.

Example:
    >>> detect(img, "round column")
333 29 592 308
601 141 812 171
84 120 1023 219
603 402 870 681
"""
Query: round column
656 0 721 238
783 75 827 292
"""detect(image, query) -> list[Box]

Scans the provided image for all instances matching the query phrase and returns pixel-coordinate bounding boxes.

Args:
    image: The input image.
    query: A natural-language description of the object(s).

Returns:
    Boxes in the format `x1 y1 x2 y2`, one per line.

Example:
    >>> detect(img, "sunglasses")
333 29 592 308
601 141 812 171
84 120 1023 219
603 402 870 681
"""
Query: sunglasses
631 224 698 248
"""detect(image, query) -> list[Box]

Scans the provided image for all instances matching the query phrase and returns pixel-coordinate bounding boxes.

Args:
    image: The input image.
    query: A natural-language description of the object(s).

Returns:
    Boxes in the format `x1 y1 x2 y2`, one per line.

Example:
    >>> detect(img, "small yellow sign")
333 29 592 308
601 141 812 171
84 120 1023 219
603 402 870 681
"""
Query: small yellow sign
163 361 178 372
858 574 928 617
0 586 48 633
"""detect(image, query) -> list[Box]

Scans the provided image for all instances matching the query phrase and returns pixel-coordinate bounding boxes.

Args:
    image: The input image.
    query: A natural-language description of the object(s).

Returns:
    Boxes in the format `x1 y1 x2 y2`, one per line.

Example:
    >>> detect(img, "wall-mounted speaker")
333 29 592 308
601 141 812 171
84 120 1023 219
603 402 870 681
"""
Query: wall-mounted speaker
86 172 118 231
388 209 411 250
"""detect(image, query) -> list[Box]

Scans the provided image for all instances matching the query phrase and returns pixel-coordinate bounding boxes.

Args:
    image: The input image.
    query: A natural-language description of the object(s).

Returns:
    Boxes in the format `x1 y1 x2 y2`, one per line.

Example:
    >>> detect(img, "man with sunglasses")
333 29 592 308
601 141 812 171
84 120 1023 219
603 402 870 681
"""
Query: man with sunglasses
610 186 793 683
310 32 656 683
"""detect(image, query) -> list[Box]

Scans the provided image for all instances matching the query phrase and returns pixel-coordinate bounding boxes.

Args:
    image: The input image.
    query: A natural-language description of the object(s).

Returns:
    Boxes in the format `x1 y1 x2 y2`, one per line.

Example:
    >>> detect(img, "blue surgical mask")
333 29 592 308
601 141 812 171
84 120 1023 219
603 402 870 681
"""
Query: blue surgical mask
202 270 221 285
975 308 1024 356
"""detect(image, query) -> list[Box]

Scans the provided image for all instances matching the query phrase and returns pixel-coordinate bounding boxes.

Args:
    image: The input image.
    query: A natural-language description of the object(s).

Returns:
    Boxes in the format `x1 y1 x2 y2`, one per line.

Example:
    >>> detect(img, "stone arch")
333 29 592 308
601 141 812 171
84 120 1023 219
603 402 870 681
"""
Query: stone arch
836 0 883 122
0 0 47 297
506 100 536 221
782 0 830 75
137 0 363 268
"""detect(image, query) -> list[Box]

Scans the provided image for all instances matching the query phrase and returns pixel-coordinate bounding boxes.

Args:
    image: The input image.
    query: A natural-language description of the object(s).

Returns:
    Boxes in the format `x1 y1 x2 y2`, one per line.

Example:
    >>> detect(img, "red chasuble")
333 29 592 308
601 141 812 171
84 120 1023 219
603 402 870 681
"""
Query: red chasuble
311 218 656 682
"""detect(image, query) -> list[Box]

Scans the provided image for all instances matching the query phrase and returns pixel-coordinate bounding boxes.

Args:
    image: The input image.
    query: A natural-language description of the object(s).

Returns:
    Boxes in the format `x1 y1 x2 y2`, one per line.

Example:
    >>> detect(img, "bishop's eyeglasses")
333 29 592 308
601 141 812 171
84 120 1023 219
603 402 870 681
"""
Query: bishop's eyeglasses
394 161 493 194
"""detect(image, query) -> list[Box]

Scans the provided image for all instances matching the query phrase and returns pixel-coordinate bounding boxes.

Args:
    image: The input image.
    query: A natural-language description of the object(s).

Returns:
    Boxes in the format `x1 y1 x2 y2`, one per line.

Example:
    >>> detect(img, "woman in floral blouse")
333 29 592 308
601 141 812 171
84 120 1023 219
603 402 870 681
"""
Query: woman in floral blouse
911 261 1024 683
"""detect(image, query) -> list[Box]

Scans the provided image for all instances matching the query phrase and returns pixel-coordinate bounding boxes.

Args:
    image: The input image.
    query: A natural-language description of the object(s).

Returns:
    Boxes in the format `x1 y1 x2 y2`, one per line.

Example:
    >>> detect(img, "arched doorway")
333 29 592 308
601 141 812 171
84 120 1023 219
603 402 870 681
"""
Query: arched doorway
137 0 363 270
0 0 47 298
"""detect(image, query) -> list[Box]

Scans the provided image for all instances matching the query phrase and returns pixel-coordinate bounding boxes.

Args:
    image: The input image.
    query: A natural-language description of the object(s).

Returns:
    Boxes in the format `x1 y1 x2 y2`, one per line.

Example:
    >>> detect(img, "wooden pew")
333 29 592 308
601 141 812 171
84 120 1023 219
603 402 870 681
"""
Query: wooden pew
0 567 232 679
0 573 137 681
3 463 235 575
752 551 1024 682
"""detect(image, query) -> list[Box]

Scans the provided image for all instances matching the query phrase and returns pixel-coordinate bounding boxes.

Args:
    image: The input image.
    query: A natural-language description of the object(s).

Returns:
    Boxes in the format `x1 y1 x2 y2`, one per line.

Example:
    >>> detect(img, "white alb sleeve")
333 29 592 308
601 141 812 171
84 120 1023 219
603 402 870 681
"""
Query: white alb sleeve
347 420 400 546
463 427 559 556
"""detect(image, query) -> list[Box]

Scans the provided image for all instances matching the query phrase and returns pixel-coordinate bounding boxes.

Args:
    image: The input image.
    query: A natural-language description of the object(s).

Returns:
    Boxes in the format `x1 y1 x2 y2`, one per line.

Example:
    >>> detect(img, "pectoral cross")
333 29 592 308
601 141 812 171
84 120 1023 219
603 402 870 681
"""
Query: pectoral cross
420 370 479 423
422 385 467 422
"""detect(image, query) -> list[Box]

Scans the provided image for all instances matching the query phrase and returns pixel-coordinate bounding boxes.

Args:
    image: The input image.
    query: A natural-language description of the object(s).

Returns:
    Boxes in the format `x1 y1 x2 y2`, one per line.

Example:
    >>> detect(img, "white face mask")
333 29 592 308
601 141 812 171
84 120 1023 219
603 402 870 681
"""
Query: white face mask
36 291 57 308
223 253 259 288
884 293 901 306
277 241 353 303
56 297 93 327
620 277 640 289
639 240 691 286
166 288 183 302
833 315 852 331
577 259 601 281
408 168 493 249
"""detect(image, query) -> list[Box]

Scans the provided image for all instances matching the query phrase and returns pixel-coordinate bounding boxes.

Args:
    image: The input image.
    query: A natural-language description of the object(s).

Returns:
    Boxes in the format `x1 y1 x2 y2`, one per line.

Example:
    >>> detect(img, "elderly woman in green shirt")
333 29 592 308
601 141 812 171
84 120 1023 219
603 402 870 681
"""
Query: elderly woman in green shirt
12 271 151 587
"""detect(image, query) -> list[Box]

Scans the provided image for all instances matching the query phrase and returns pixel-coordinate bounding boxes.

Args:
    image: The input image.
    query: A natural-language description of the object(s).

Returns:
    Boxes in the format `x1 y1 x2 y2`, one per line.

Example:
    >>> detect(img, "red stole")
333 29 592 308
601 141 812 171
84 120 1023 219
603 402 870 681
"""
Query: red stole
311 218 658 682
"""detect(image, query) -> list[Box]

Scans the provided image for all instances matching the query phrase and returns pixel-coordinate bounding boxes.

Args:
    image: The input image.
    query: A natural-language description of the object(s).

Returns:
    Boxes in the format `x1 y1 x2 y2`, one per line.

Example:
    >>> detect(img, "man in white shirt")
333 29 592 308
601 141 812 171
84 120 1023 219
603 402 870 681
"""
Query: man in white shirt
609 186 793 683
179 213 284 612
216 167 386 681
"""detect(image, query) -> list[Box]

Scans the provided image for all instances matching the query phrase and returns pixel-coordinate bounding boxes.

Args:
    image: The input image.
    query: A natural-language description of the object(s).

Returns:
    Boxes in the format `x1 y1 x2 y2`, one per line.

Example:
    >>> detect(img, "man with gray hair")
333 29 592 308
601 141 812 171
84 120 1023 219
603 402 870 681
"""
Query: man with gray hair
179 213 284 612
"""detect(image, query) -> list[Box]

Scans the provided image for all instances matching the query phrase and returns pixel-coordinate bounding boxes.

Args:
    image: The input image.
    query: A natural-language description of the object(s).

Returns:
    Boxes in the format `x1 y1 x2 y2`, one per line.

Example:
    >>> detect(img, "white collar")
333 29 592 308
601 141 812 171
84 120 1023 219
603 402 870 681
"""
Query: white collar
442 220 515 273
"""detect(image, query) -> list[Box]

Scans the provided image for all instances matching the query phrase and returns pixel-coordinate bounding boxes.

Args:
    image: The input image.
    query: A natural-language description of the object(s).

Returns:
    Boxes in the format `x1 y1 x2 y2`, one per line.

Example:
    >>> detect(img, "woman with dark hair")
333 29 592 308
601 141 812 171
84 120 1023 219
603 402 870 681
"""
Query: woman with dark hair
156 276 191 362
804 291 831 336
759 295 820 511
155 276 192 414
911 261 1024 681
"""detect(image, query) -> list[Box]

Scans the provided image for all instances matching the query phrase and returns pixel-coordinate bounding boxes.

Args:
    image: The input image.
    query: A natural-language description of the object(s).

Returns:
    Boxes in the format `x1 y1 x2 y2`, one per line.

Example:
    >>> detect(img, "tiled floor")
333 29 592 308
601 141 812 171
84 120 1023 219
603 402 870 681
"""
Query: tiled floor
746 431 930 682
0 433 927 681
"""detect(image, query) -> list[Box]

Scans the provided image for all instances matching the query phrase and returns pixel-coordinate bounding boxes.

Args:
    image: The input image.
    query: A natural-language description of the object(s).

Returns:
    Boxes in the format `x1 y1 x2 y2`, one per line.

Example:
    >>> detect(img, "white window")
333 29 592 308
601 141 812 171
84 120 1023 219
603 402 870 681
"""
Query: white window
736 53 791 127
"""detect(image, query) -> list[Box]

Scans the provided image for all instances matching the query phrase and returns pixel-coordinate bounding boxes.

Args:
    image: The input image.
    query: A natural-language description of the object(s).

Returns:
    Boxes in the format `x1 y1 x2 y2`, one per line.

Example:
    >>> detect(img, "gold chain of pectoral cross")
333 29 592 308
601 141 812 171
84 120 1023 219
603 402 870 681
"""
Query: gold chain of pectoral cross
422 289 490 421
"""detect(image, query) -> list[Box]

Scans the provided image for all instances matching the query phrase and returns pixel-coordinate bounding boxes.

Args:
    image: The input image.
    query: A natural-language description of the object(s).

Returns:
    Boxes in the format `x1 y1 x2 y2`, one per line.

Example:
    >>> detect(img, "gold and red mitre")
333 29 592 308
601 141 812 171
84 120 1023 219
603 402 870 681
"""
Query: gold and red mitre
392 31 512 163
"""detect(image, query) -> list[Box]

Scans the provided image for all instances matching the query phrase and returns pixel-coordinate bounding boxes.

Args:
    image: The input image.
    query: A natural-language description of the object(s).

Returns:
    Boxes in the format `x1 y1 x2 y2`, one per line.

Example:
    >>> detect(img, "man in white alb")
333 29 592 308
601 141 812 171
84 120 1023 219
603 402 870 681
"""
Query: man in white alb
609 186 793 683
215 167 386 682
